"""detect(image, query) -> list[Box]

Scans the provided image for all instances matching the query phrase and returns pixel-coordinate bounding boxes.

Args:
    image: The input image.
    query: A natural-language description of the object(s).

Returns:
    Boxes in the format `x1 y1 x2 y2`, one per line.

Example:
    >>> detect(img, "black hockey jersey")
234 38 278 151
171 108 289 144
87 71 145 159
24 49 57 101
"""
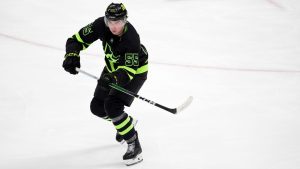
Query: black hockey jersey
65 17 148 85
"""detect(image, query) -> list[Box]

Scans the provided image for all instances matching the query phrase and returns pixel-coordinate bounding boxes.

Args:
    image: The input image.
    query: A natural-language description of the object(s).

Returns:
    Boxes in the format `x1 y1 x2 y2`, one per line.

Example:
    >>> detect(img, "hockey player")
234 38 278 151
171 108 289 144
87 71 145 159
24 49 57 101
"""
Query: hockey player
62 3 147 166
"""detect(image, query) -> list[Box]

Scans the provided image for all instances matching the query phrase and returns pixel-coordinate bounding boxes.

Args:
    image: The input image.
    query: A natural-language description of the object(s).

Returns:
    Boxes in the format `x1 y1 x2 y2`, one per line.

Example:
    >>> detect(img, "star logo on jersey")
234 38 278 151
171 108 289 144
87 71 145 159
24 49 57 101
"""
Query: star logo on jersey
106 53 120 63
104 43 119 63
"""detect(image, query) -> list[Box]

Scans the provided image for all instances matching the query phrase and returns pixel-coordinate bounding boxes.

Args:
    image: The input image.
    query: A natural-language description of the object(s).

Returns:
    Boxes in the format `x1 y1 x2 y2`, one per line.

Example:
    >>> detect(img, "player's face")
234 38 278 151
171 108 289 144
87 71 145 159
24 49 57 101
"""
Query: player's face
106 19 126 36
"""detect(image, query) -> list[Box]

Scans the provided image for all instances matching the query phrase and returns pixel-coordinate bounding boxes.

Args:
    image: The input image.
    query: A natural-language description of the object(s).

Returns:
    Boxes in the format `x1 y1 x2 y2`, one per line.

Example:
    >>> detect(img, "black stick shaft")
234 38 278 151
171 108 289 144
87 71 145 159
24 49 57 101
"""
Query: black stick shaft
75 68 177 114
109 83 176 114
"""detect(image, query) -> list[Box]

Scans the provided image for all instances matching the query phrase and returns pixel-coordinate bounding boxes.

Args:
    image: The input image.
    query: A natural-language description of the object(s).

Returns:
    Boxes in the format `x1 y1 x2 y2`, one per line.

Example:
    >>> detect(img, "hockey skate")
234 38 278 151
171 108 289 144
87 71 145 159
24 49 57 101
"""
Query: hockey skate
123 133 143 166
116 118 138 144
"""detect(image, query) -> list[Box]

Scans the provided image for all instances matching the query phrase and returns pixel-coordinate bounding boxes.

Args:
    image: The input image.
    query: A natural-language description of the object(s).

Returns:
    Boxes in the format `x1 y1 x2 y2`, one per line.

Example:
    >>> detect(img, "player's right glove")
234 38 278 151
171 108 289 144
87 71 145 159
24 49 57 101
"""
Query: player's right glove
62 52 80 74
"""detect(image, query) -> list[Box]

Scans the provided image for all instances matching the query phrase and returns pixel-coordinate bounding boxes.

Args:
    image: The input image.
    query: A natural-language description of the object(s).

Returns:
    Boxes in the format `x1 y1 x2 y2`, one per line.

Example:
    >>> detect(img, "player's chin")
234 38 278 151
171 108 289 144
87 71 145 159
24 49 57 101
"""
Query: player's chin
110 30 121 35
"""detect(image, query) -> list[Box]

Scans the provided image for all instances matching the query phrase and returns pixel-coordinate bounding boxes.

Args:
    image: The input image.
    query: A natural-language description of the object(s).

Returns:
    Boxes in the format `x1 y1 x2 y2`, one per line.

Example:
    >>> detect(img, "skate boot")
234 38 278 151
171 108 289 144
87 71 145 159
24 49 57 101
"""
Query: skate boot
123 133 143 166
116 118 138 144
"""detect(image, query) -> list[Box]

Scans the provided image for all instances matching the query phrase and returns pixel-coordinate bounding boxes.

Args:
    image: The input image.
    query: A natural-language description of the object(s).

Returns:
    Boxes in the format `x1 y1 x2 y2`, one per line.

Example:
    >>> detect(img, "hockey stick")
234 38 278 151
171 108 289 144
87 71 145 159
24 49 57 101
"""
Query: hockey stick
75 68 193 114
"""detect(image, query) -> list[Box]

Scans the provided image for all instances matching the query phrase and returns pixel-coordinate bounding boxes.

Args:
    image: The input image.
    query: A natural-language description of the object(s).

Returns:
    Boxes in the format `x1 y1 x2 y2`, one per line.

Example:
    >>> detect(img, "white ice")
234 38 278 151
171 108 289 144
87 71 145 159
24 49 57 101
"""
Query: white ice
0 0 300 168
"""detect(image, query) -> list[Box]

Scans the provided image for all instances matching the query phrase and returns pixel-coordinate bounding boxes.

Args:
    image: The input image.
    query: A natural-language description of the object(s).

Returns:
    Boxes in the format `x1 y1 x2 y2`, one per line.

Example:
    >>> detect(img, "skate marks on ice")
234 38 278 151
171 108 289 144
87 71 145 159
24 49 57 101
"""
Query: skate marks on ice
265 0 286 10
1 32 300 73
3 144 126 169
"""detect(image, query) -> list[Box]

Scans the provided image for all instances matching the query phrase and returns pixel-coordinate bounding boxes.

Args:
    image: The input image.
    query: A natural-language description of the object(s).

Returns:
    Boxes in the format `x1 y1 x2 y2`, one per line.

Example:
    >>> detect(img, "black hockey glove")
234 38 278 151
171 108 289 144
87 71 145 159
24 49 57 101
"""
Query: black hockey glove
63 52 80 74
99 73 117 90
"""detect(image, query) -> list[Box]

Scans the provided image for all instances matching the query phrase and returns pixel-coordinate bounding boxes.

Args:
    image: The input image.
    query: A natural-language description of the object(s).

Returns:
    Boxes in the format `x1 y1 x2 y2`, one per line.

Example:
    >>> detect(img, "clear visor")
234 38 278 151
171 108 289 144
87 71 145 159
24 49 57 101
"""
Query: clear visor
104 17 127 26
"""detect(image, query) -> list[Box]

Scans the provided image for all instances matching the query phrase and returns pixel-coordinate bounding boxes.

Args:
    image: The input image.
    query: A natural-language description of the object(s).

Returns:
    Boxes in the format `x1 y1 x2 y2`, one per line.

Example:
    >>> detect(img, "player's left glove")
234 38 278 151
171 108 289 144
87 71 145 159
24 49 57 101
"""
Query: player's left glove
99 73 117 90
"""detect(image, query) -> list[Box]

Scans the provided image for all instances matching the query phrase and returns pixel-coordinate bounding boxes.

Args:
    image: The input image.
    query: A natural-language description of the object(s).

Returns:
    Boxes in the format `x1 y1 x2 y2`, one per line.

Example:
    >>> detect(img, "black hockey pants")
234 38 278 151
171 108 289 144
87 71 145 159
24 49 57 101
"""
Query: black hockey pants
90 68 147 142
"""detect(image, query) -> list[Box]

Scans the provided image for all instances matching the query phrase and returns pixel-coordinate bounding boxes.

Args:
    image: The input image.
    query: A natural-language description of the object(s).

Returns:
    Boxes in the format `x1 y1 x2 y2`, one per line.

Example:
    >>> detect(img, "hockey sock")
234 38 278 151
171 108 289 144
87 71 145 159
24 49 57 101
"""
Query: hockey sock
111 113 136 143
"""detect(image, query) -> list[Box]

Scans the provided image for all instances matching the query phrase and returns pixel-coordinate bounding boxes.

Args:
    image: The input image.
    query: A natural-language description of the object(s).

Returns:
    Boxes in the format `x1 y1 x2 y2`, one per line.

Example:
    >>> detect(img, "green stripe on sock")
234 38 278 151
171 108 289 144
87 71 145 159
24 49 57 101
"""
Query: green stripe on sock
119 124 134 135
115 116 130 130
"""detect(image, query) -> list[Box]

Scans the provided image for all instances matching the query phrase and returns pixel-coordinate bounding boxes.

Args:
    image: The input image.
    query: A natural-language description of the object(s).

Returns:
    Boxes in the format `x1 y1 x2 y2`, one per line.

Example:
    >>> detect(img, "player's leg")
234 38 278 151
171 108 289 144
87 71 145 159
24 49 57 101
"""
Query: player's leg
90 69 110 120
109 74 146 143
105 75 146 165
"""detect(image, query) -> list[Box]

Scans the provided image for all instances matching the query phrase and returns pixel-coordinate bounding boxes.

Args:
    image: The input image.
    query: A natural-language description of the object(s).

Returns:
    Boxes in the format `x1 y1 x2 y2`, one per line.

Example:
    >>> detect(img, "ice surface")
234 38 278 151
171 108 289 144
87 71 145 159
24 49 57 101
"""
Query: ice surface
0 0 300 168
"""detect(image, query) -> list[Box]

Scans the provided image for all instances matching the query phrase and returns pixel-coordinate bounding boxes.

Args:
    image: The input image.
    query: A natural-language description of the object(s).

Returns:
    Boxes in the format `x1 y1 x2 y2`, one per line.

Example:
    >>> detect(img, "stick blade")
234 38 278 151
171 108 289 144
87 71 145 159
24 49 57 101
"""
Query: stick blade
174 96 193 114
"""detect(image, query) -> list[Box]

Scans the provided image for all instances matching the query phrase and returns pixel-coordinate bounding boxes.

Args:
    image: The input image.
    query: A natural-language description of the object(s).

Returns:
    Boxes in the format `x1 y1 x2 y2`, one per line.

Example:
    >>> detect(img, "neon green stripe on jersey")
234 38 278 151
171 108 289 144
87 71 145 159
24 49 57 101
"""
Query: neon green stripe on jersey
105 65 112 73
75 33 91 46
136 64 148 74
117 66 137 75
110 61 116 71
75 33 84 43
117 66 135 80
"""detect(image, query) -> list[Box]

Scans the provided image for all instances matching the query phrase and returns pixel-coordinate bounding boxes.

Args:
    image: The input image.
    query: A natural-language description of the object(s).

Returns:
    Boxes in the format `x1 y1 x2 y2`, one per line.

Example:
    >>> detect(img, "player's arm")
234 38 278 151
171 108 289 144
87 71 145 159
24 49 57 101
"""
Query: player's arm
63 17 105 74
66 17 105 53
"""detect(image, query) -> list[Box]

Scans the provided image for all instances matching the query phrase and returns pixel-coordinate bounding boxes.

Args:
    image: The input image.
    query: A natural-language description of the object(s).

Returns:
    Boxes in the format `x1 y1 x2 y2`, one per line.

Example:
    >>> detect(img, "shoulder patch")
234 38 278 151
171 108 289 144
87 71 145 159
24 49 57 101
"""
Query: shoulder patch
82 23 93 36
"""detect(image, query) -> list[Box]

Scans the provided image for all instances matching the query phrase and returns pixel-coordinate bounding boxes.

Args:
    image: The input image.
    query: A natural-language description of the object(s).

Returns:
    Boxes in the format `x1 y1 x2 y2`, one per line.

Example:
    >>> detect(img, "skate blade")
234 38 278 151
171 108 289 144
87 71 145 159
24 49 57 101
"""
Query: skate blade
124 154 143 166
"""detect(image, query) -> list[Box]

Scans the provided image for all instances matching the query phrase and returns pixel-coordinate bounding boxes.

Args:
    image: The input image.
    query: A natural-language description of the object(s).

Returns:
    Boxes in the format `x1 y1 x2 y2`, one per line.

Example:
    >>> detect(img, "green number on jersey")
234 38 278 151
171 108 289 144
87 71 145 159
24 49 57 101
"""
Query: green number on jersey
125 53 139 66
